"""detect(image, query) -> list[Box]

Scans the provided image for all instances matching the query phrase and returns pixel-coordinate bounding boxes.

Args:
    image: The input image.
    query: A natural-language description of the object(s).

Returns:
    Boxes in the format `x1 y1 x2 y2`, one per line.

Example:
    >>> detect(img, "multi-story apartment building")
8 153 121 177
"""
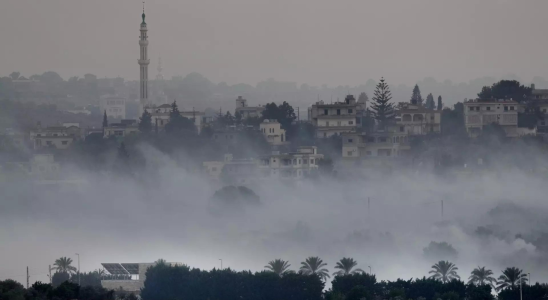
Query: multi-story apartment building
100 96 126 119
396 104 441 135
235 96 265 119
309 95 358 138
260 119 287 145
464 99 519 137
342 129 410 159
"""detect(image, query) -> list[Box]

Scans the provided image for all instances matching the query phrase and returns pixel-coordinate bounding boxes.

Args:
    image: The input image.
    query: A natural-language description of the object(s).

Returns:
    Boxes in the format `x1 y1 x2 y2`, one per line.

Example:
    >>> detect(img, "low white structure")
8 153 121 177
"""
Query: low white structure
29 154 61 180
235 96 265 119
101 262 180 295
397 104 441 135
258 146 323 179
464 99 519 137
144 104 204 134
260 119 286 145
30 123 82 150
342 129 410 159
103 120 139 138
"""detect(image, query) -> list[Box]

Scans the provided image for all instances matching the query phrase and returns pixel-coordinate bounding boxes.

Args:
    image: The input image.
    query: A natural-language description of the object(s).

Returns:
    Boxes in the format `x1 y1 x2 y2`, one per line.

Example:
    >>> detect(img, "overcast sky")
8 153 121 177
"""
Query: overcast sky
2 0 548 86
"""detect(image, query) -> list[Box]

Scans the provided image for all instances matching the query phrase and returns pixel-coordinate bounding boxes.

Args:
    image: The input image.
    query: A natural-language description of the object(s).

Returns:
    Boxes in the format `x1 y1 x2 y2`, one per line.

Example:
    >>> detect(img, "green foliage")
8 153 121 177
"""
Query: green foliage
331 273 377 296
371 77 395 128
102 110 108 128
333 258 364 276
52 272 70 288
425 93 435 110
265 259 293 277
411 84 423 105
465 284 494 300
165 101 196 134
300 257 330 281
52 257 77 275
210 186 261 213
496 267 527 291
441 103 466 137
429 261 460 283
437 96 443 111
477 80 532 102
0 279 25 300
140 263 324 300
468 267 496 287
138 110 153 133
261 101 296 130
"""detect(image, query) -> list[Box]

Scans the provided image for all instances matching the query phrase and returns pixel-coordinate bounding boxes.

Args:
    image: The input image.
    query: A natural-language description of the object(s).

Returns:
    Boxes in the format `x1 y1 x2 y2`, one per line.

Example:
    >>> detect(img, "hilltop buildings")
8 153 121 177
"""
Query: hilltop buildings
463 99 519 137
309 95 358 138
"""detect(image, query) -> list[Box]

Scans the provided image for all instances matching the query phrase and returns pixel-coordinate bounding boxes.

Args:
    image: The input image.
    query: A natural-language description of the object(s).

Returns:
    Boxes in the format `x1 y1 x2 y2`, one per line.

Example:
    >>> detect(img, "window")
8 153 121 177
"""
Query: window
400 126 404 132
310 159 314 164
347 151 353 156
62 141 68 145
298 159 301 164
349 121 354 125
323 133 327 137
379 137 387 142
326 121 330 127
37 134 41 137
510 106 515 111
476 107 480 111
293 159 297 164
324 109 328 115
348 138 353 143
337 109 341 115
469 107 474 111
46 141 52 145
366 151 372 155
430 115 434 120
367 137 375 143
303 159 308 164
348 109 353 113
543 109 547 113
504 106 508 111
486 107 491 111
53 134 58 137
337 121 341 126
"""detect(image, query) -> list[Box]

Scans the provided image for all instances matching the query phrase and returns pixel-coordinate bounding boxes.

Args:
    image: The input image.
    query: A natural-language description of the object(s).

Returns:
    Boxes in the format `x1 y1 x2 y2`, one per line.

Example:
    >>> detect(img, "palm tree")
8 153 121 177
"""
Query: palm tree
429 261 460 283
300 257 330 280
333 258 364 276
52 257 77 274
496 267 528 291
468 266 496 286
265 259 292 277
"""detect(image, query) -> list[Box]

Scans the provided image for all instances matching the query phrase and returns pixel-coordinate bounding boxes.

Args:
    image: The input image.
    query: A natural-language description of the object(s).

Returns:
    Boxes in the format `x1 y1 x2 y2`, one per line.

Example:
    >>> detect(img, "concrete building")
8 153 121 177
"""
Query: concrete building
144 104 204 134
309 95 358 138
258 146 323 179
30 123 82 150
260 119 286 145
464 99 519 137
397 104 441 135
235 96 265 119
101 262 180 295
203 154 260 184
342 129 410 159
103 120 139 138
100 96 126 119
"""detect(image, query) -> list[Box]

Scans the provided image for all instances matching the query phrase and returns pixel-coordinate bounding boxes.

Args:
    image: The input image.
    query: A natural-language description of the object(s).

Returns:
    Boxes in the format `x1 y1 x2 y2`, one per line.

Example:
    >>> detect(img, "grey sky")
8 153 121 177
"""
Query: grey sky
2 0 547 86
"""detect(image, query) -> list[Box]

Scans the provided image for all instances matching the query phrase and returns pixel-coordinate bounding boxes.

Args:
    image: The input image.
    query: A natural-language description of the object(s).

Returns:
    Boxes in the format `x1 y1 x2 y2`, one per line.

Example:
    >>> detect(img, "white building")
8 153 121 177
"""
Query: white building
203 154 260 184
235 96 265 119
309 95 358 138
397 104 441 135
100 97 126 119
30 123 82 150
342 129 410 160
464 99 519 137
101 262 180 295
103 120 139 138
29 154 61 180
258 146 323 179
260 119 287 145
144 104 204 134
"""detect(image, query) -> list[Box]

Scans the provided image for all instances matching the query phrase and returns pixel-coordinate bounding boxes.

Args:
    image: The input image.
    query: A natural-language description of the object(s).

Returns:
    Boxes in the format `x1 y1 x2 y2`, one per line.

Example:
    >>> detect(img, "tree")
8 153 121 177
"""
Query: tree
496 267 527 291
102 110 108 128
333 258 364 276
138 110 153 133
478 80 532 102
429 261 460 283
437 96 443 111
466 283 495 300
265 259 292 277
53 257 78 274
0 279 26 300
118 142 129 160
165 101 196 134
299 256 330 281
468 267 496 287
358 92 369 104
52 271 71 287
261 101 296 130
410 84 423 105
370 77 395 128
9 72 20 80
425 93 435 110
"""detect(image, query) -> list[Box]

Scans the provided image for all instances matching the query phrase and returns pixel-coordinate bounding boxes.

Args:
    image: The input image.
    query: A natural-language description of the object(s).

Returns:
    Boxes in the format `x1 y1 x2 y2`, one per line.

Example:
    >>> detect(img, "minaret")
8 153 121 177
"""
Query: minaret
139 3 150 112
156 57 164 80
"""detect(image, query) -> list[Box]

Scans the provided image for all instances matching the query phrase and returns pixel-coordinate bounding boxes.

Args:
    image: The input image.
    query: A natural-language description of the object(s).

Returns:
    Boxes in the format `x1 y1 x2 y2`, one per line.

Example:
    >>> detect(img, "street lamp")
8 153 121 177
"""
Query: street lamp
219 259 223 270
368 266 372 275
75 253 80 286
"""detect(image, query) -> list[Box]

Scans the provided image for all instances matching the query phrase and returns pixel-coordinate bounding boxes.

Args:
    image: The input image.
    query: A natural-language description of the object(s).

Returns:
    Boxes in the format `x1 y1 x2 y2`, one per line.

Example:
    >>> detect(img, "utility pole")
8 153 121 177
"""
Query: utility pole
75 253 80 286
297 107 300 121
441 200 444 220
26 267 29 288
49 265 52 284
520 274 523 300
219 259 223 270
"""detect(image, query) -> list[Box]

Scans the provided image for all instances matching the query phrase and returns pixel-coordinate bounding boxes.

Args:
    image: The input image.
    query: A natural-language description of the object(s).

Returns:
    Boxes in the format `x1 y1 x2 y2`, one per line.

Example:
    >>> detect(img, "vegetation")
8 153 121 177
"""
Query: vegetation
370 77 395 128
468 266 496 287
265 259 293 277
410 84 423 105
333 258 364 276
52 257 77 274
425 93 435 110
299 256 330 281
429 261 460 283
478 80 532 102
496 267 527 291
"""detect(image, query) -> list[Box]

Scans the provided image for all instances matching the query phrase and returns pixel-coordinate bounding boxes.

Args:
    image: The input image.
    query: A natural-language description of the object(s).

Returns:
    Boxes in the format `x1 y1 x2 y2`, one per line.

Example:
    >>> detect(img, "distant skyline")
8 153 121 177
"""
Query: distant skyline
2 0 548 87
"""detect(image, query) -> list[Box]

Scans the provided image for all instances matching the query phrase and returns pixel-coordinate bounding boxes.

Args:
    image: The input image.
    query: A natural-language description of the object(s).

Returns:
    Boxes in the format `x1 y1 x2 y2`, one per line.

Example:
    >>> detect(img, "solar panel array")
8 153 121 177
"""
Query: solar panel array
121 263 140 275
101 263 131 275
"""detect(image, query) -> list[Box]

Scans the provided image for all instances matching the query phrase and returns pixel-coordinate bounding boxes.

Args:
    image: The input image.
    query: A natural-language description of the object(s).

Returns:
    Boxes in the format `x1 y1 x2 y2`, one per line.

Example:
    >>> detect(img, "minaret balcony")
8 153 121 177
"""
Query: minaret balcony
138 59 150 65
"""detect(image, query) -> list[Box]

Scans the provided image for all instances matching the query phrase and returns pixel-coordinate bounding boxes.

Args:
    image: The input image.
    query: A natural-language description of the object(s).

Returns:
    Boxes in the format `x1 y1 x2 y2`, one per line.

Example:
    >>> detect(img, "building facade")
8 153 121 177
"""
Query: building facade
144 105 204 134
309 95 358 138
235 96 265 119
103 120 139 138
258 146 323 179
464 99 519 137
30 123 82 150
100 97 126 119
342 129 410 159
260 119 286 145
397 104 441 135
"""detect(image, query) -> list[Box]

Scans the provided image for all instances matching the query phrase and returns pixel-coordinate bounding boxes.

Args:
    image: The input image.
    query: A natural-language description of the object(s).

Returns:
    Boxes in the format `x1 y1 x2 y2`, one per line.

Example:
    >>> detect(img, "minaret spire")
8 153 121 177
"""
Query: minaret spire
138 3 150 113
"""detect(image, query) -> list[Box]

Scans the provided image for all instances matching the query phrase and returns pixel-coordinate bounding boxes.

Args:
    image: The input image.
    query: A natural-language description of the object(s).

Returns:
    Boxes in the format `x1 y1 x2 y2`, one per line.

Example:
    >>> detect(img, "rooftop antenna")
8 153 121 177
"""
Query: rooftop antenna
143 1 145 13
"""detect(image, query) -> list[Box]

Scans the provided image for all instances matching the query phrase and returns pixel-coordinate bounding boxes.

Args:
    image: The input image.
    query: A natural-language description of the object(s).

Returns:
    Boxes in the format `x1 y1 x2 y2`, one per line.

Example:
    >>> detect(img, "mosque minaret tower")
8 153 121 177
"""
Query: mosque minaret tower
138 3 150 111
